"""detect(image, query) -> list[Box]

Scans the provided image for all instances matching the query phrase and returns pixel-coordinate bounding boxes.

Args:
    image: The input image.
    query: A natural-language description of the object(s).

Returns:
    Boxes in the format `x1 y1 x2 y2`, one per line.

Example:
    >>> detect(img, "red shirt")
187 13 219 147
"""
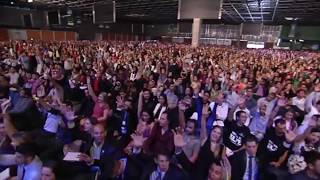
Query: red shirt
92 102 107 121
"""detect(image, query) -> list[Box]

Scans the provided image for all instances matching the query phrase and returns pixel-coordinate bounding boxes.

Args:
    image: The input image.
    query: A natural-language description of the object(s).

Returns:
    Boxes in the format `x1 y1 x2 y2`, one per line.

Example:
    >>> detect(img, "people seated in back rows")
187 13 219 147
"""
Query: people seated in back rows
0 40 319 180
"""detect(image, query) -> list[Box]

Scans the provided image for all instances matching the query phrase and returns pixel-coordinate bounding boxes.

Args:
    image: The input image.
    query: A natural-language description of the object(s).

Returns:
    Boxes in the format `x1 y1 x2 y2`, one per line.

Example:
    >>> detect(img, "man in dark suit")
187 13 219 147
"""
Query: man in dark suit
140 152 187 180
229 136 260 180
78 124 119 172
100 154 142 180
59 124 119 179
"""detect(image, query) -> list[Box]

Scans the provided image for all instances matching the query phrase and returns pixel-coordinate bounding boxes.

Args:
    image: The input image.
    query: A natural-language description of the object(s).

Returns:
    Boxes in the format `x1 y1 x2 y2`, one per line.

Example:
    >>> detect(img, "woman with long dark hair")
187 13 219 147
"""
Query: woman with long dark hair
197 106 226 180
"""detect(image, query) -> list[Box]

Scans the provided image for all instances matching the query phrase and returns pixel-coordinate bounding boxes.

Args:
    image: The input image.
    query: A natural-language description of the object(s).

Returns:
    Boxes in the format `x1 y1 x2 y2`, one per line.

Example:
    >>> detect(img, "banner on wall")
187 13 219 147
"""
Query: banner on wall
216 39 232 46
223 39 232 46
200 38 216 45
247 41 265 49
8 29 27 40
217 39 224 45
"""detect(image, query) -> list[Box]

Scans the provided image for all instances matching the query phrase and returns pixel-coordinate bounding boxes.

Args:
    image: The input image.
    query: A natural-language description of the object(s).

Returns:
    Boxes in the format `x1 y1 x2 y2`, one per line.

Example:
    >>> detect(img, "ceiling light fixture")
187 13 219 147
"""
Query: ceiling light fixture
285 17 299 21
67 9 72 15
125 13 147 17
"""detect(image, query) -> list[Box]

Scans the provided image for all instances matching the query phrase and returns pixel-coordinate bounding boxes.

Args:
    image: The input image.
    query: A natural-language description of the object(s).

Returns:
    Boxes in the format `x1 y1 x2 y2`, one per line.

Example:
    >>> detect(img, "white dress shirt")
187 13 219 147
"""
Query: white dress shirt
209 102 229 121
43 112 62 133
243 153 258 180
17 156 42 180
90 141 103 160
150 167 166 180
292 96 306 111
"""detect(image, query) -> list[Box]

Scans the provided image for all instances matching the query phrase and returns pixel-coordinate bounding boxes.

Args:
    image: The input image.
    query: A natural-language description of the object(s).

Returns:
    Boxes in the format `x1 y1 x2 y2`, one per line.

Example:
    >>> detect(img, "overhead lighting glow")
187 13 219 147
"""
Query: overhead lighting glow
67 9 72 15
10 1 14 4
285 17 293 21
125 14 146 17
277 38 281 46
28 0 33 2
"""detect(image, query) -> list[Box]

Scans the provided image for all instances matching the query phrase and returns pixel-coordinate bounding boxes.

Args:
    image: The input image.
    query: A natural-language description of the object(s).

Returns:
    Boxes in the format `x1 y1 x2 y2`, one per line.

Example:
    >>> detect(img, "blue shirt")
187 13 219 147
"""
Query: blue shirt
17 156 42 180
249 112 268 134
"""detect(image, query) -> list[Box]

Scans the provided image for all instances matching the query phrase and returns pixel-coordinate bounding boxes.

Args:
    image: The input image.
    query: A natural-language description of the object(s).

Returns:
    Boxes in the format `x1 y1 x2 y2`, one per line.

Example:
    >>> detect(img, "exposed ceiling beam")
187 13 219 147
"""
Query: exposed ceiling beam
229 0 245 22
245 3 254 22
272 0 279 21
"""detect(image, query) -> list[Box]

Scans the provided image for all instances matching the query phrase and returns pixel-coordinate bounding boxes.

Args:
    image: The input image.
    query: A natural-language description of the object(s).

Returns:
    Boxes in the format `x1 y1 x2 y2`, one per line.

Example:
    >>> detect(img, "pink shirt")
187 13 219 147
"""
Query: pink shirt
92 102 107 120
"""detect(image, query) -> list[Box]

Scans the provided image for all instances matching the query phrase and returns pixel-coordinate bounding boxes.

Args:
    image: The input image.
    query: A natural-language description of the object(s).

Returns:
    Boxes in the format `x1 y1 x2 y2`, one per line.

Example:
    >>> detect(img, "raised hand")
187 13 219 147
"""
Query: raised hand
285 130 297 143
139 91 143 97
131 132 147 148
221 156 232 179
172 127 186 148
116 96 125 109
178 101 187 112
1 97 11 113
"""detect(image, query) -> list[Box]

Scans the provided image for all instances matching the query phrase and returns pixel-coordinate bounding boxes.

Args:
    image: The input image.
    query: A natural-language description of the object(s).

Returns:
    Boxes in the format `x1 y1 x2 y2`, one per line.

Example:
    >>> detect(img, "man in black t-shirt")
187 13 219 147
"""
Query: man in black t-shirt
223 110 251 153
257 118 295 180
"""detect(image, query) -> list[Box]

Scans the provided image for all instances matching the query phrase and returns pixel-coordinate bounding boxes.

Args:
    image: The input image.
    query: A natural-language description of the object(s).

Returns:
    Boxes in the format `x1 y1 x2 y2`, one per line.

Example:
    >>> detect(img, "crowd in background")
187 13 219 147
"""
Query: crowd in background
0 40 319 180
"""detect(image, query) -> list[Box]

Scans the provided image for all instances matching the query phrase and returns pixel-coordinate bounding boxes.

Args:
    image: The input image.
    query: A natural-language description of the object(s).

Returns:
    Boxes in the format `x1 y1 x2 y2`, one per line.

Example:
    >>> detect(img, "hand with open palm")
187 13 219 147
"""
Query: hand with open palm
285 130 297 143
131 132 147 148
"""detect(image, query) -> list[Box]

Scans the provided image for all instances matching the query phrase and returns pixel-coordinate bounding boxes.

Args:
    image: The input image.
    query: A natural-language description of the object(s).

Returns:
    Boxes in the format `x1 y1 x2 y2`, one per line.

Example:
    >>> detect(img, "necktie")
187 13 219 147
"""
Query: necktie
207 102 218 133
248 156 254 180
154 106 162 120
156 170 162 180
22 166 26 180
121 111 128 134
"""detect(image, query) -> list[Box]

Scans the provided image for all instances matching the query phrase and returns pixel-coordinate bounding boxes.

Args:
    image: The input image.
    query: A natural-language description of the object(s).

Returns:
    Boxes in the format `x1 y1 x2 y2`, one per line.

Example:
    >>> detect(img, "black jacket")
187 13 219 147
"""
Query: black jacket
228 150 260 180
80 139 119 169
128 151 188 180
140 163 187 180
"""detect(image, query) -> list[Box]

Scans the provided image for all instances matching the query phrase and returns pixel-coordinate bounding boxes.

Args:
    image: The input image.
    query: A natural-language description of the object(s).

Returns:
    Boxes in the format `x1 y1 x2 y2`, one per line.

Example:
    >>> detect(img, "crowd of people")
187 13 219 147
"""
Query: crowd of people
0 40 319 180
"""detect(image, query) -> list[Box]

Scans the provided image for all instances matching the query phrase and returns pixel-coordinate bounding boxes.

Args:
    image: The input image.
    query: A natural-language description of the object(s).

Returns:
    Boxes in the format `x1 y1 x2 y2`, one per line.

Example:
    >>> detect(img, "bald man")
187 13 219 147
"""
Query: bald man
78 124 120 172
